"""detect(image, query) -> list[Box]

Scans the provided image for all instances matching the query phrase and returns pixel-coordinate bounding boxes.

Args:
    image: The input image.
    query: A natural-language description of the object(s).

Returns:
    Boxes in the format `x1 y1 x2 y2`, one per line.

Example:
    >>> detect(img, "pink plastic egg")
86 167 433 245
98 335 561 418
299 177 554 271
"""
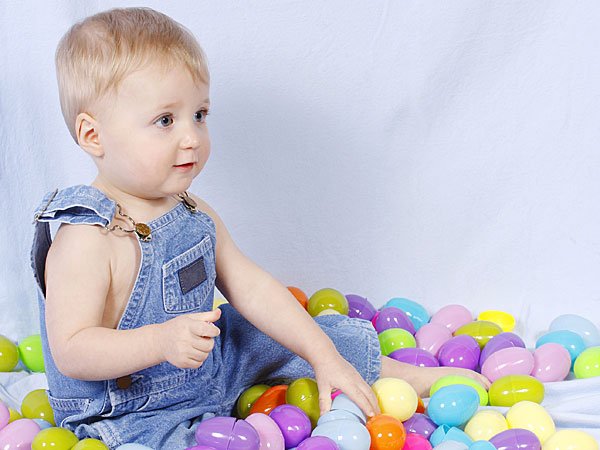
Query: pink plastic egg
531 343 571 382
430 304 473 333
481 347 535 383
245 413 285 450
402 433 432 450
437 335 480 371
0 401 9 430
415 323 453 357
0 418 41 449
479 332 526 366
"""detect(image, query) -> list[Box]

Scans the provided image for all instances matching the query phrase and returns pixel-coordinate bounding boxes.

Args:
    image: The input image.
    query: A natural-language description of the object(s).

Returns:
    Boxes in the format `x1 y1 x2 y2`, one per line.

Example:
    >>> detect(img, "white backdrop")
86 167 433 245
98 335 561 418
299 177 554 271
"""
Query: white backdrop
1 1 600 347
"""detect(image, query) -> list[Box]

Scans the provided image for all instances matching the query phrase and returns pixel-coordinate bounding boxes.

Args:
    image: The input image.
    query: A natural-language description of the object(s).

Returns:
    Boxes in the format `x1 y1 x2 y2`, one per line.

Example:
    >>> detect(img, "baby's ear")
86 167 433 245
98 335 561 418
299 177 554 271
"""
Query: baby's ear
75 112 103 157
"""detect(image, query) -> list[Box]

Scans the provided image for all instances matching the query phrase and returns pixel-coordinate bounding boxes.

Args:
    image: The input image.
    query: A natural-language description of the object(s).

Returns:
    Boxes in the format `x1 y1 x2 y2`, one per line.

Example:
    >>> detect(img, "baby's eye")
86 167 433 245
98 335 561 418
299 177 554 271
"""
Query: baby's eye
156 115 173 128
194 110 209 123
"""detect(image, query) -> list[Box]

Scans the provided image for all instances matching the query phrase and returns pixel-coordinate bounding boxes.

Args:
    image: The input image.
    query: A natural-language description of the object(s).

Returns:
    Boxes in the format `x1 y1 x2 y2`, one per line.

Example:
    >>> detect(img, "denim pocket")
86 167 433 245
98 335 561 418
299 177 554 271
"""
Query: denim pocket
162 234 215 313
47 391 93 426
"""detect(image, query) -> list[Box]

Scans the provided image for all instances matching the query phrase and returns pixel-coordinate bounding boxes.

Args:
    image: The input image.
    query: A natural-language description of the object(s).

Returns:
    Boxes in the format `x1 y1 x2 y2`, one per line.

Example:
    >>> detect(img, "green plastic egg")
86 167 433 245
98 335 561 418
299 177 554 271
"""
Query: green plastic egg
488 375 544 407
72 438 110 449
308 288 349 317
21 389 55 425
0 335 19 372
32 427 79 450
378 328 416 356
454 321 503 348
286 377 320 428
18 334 45 373
429 375 489 406
236 384 270 418
574 346 600 379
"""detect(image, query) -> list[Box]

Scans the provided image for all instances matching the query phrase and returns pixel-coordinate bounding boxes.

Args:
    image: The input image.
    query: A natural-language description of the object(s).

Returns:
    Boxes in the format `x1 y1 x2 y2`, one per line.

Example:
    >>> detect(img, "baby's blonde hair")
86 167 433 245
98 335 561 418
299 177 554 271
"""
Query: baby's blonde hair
55 7 210 143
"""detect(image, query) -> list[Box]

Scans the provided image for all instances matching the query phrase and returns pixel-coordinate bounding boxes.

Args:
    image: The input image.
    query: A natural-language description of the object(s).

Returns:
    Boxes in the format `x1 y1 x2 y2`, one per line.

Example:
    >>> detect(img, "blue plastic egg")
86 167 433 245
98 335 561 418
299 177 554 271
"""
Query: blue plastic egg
331 393 366 424
549 314 600 347
115 445 155 450
427 385 479 427
535 330 586 368
433 441 468 450
317 409 362 426
384 298 430 331
430 424 473 447
469 442 496 450
312 419 370 450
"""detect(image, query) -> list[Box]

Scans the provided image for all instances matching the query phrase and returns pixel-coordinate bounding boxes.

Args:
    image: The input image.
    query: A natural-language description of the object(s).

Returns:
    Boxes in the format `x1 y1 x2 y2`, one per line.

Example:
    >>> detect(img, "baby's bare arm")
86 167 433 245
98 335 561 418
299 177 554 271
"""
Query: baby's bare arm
45 224 220 380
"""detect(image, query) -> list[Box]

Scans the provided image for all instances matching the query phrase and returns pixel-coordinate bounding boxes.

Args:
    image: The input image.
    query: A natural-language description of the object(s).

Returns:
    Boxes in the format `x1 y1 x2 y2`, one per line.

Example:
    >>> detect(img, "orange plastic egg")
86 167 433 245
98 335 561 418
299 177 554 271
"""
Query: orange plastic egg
416 397 425 414
249 384 288 415
366 414 406 450
288 286 309 309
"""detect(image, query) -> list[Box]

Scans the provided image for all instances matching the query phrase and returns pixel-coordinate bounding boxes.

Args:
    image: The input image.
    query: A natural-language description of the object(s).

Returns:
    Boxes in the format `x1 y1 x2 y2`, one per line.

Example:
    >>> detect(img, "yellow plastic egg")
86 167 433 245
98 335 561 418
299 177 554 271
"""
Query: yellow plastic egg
464 409 508 441
316 309 342 316
489 375 544 407
477 310 516 332
72 438 110 449
542 429 599 449
213 297 228 309
8 407 22 423
371 377 418 421
454 321 503 348
21 389 55 425
506 400 555 444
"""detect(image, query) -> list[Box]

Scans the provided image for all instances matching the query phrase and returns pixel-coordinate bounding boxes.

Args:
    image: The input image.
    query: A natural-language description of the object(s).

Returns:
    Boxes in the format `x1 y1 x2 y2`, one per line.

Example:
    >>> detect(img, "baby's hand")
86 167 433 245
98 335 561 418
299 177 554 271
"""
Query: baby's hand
155 308 221 369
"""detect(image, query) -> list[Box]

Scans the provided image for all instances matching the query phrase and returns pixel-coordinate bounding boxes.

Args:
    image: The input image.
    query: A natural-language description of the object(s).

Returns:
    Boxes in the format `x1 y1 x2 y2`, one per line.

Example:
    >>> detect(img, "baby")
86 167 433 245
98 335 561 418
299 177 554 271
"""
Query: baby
30 7 489 449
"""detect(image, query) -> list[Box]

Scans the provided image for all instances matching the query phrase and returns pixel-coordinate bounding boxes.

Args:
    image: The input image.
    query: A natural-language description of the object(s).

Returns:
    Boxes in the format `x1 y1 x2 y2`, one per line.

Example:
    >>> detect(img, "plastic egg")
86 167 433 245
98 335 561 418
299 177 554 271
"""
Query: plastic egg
384 298 430 331
506 401 555 444
481 347 535 382
371 378 418 422
426 385 479 427
429 375 488 406
365 414 406 450
415 397 425 414
402 433 432 450
288 287 309 309
375 307 416 334
72 438 110 449
477 310 516 332
535 330 586 368
468 442 496 450
286 378 320 428
378 328 416 356
388 348 439 368
489 428 541 450
454 321 503 349
297 436 339 450
0 400 9 430
270 405 311 448
331 393 367 424
311 419 371 450
542 429 599 449
115 445 154 450
430 304 473 333
429 425 472 447
479 332 526 366
17 334 45 373
531 343 571 382
213 298 228 309
33 418 53 430
488 375 544 407
415 323 453 357
573 346 600 379
194 416 260 450
245 413 285 450
308 289 349 317
237 384 270 418
402 413 436 439
549 314 600 347
432 442 468 450
437 335 480 371
317 410 362 427
464 410 508 441
346 295 376 321
32 427 79 450
250 385 288 415
0 335 19 372
21 389 55 425
7 408 21 423
316 309 341 317
0 418 41 449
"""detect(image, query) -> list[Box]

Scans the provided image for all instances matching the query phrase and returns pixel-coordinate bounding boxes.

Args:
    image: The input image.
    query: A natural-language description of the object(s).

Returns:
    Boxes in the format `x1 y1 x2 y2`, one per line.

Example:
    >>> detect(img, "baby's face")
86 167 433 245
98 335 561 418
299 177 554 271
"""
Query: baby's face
93 62 210 199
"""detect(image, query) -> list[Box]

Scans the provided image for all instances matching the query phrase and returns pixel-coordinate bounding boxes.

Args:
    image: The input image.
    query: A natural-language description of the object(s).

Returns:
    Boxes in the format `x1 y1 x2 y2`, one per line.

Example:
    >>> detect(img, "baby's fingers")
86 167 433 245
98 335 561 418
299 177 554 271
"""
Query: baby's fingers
318 382 333 416
191 320 221 338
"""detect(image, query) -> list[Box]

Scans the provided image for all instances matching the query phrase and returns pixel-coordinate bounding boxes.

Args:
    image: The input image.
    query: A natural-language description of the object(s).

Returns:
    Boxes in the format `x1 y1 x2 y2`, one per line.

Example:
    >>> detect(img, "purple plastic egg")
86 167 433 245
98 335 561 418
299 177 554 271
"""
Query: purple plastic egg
481 347 535 383
375 307 416 334
415 323 453 357
195 416 260 450
388 348 439 368
346 295 377 321
402 413 436 439
297 436 339 450
430 304 473 333
531 343 571 382
437 335 480 371
245 413 285 450
479 332 526 366
489 428 541 450
269 404 312 449
187 447 218 450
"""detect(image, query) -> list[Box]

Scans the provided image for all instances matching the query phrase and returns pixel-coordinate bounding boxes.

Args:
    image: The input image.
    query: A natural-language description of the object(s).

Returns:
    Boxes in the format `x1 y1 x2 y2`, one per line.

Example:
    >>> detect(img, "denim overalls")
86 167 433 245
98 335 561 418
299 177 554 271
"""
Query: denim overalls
31 185 381 449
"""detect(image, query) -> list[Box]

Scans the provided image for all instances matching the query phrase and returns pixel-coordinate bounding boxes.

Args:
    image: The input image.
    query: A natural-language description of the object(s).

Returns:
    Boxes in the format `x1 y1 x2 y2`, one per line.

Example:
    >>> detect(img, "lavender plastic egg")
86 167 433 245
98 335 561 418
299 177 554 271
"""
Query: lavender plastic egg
388 348 439 368
270 405 311 449
481 347 535 383
489 428 541 450
0 418 41 449
536 330 586 368
531 343 571 382
437 335 480 371
245 413 285 450
402 413 436 439
297 436 339 450
415 323 453 357
430 304 473 333
195 416 260 450
346 295 377 321
479 332 525 366
375 307 416 334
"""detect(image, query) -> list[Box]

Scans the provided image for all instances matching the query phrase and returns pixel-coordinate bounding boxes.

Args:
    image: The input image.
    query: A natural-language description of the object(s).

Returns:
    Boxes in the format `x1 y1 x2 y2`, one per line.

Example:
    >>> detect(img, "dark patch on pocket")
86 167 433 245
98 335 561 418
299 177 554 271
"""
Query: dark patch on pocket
178 257 207 295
